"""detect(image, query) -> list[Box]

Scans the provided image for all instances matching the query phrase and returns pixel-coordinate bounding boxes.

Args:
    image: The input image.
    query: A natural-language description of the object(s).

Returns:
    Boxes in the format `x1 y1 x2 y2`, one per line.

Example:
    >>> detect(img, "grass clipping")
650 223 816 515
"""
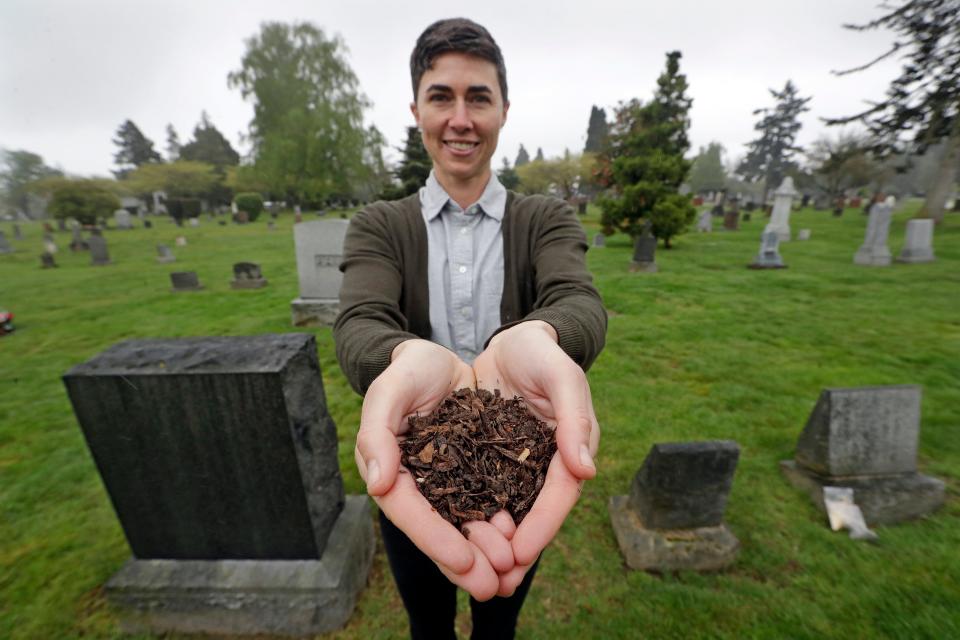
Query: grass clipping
400 388 557 528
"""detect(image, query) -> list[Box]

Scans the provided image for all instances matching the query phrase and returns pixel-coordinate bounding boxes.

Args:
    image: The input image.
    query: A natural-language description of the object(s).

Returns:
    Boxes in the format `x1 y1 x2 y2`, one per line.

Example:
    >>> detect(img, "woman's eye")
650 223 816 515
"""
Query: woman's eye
429 94 449 102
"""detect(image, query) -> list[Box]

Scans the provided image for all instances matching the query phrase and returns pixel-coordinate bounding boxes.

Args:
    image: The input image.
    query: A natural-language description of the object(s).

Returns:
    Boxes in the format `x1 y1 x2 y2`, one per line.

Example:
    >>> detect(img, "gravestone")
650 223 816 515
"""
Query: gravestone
43 233 57 255
854 199 894 266
13 224 22 240
115 209 133 230
578 200 587 215
896 218 935 263
235 211 249 224
231 262 268 289
218 220 227 226
742 213 752 223
70 226 89 251
62 334 373 635
144 219 153 229
189 217 200 228
292 219 350 326
231 201 239 215
780 386 945 525
722 210 738 231
41 252 58 268
57 218 67 232
592 232 606 248
170 271 203 292
797 229 811 241
766 177 797 241
630 222 657 273
156 244 176 263
267 221 277 231
295 210 303 224
88 233 111 265
748 231 786 269
697 210 713 232
0 231 13 254
609 441 740 571
175 236 187 247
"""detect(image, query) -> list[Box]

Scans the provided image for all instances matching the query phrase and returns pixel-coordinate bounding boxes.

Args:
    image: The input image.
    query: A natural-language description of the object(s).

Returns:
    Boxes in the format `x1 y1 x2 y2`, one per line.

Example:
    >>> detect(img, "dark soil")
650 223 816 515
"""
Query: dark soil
400 388 557 529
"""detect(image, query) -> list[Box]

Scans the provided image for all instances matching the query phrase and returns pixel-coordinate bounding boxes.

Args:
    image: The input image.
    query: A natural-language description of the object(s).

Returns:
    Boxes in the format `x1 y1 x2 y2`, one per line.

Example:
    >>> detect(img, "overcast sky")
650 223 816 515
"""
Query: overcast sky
1 0 904 178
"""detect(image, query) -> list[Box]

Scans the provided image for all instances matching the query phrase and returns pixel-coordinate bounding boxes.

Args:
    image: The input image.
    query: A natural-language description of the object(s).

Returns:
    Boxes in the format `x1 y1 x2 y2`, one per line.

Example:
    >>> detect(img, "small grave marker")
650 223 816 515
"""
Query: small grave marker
230 262 268 289
170 271 203 292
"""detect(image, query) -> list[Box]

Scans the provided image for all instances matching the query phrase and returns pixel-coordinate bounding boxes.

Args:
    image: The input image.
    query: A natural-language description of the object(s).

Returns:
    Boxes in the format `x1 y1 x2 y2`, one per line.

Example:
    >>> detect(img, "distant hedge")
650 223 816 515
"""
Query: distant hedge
48 181 121 226
234 193 264 222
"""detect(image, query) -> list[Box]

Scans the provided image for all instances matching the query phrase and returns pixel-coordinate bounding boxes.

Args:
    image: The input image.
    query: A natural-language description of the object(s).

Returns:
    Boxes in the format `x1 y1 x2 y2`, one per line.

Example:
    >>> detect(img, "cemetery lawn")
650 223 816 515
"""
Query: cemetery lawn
1 206 958 639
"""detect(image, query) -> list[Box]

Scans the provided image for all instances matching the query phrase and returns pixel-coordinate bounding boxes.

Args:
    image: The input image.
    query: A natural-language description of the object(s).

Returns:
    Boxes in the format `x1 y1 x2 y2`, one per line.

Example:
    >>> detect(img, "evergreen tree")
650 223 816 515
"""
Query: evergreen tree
688 142 727 194
379 126 432 199
584 105 609 153
0 149 62 216
515 144 531 167
165 124 181 162
737 81 811 203
497 156 520 190
112 119 162 178
598 51 696 248
535 147 545 162
825 0 960 222
179 112 240 168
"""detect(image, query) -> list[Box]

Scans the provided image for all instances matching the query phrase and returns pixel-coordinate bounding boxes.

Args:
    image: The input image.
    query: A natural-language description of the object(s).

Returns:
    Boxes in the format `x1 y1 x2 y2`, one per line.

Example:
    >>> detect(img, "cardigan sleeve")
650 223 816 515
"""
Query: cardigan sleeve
333 204 419 395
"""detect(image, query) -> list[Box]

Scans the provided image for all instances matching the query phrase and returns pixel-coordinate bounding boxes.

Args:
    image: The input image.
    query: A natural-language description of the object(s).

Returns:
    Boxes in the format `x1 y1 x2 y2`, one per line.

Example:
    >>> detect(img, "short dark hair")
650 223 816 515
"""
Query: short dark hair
410 18 508 103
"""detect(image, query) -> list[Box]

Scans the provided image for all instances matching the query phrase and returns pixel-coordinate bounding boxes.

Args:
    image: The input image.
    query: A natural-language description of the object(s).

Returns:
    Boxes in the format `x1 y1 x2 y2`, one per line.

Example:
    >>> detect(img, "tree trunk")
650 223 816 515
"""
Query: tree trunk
919 129 960 224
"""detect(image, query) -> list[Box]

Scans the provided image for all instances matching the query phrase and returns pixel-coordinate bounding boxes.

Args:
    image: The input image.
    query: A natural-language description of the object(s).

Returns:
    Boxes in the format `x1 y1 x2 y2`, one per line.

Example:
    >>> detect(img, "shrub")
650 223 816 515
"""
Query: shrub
166 197 202 223
47 180 121 226
234 192 264 222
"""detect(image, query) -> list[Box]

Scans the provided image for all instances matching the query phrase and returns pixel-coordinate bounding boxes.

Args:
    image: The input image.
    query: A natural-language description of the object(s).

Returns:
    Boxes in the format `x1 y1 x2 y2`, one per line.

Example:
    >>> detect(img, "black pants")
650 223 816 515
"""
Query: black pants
379 510 539 640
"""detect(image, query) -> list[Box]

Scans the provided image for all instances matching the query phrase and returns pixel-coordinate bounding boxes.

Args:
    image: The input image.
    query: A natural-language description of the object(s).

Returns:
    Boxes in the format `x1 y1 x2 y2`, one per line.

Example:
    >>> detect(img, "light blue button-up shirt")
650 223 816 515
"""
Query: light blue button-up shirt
420 171 506 364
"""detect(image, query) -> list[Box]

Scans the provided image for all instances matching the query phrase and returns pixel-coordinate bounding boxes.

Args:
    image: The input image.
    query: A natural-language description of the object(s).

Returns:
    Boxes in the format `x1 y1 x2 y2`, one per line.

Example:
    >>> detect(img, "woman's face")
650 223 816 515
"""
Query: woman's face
411 52 509 190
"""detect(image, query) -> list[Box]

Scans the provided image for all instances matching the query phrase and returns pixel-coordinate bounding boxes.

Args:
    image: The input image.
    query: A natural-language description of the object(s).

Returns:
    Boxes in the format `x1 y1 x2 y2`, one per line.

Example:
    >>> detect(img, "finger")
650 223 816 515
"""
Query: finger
438 543 500 602
511 454 582 566
378 470 475 574
489 510 517 541
497 561 534 598
542 363 598 480
355 424 401 496
461 520 514 574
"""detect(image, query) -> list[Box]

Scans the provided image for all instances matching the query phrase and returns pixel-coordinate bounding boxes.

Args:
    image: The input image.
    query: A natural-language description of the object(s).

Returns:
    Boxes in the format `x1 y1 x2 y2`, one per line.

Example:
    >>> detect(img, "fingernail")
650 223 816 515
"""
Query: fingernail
579 444 595 471
366 459 380 488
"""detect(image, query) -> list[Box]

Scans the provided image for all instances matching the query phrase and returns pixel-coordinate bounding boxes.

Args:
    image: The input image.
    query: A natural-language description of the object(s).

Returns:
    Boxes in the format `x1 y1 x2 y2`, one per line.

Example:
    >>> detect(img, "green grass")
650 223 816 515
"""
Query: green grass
1 205 958 639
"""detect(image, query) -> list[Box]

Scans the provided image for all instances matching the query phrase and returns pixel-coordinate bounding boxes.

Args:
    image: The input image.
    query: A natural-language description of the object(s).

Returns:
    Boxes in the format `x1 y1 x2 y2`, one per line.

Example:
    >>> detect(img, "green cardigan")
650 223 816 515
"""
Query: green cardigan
333 191 607 395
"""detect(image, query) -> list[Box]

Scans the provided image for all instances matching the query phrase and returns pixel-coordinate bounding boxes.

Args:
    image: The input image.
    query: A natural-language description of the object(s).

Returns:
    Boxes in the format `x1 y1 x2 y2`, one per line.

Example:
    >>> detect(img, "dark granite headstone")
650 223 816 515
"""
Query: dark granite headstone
578 201 587 215
41 252 58 268
62 335 372 634
780 386 945 525
218 220 227 226
170 271 203 291
230 262 268 289
723 210 739 231
0 231 12 254
609 440 741 571
57 218 68 232
144 219 153 229
630 233 657 273
88 234 111 265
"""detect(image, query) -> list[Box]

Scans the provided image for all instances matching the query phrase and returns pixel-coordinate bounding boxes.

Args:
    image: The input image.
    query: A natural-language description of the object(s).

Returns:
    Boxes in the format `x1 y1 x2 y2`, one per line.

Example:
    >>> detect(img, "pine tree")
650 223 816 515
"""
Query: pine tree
534 147 545 162
825 0 960 222
378 126 431 200
112 120 162 178
584 106 609 153
497 157 520 190
737 81 811 203
165 124 181 162
598 51 696 248
688 142 727 194
179 112 240 168
515 144 531 167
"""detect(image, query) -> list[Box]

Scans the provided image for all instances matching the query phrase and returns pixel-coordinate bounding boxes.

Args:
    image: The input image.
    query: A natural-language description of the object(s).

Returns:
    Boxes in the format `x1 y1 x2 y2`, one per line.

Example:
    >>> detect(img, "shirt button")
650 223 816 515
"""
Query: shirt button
458 265 467 274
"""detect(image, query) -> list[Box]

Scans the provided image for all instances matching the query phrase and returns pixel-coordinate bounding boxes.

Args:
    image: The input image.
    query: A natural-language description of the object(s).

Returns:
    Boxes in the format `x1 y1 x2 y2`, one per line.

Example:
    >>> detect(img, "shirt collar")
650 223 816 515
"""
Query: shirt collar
420 170 506 222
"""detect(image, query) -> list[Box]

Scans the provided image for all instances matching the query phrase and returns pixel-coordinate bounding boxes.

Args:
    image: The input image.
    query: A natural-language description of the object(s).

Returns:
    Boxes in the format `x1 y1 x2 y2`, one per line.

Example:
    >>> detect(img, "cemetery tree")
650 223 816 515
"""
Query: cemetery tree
0 149 62 217
514 144 531 167
112 119 162 179
688 142 727 194
807 132 876 202
48 180 121 226
516 151 586 200
584 105 609 153
228 21 383 205
165 124 181 162
825 0 960 223
534 147 545 162
598 51 696 248
379 126 431 200
127 161 221 220
497 157 520 190
179 112 240 168
737 81 811 204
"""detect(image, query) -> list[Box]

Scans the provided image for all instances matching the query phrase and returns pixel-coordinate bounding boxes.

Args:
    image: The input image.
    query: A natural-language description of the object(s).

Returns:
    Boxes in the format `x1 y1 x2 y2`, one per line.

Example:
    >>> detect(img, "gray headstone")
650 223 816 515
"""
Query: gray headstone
115 209 133 230
41 252 57 268
63 335 372 635
797 229 811 241
170 271 203 291
896 218 935 263
189 217 200 228
592 232 606 248
781 386 945 525
88 234 111 265
43 233 57 255
156 244 176 263
854 202 893 266
13 224 22 240
630 233 657 273
767 177 796 241
628 441 740 529
0 231 12 254
231 262 268 289
70 227 89 252
748 231 785 269
291 219 350 326
57 217 67 232
175 236 187 247
144 219 153 229
697 209 713 232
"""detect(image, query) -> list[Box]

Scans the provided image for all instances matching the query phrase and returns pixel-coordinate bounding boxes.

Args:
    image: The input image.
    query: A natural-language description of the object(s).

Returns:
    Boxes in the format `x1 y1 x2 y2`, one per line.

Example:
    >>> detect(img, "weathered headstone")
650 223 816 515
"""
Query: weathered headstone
609 441 740 571
797 229 811 241
780 386 945 525
115 209 133 230
292 219 349 326
748 231 786 269
854 200 894 266
156 244 176 263
231 201 239 215
722 209 738 231
70 226 89 252
267 221 277 231
0 231 13 254
175 236 187 247
592 232 606 248
697 209 713 232
41 252 58 268
88 233 111 265
231 262 268 289
578 200 587 215
189 217 200 228
170 271 203 292
218 220 227 227
57 217 67 232
295 210 303 224
766 177 796 241
896 218 935 263
43 233 57 255
144 219 153 229
235 211 249 224
630 222 657 273
62 334 373 636
12 224 22 240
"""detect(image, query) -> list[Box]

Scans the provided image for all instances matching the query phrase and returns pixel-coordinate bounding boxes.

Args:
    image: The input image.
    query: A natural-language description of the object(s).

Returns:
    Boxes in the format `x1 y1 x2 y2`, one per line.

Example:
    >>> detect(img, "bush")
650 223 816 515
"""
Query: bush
234 192 264 222
166 197 202 223
47 180 121 226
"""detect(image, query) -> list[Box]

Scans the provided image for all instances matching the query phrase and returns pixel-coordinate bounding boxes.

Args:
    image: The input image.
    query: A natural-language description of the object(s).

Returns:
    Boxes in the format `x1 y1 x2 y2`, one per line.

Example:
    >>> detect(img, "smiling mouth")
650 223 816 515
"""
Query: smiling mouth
444 141 479 151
